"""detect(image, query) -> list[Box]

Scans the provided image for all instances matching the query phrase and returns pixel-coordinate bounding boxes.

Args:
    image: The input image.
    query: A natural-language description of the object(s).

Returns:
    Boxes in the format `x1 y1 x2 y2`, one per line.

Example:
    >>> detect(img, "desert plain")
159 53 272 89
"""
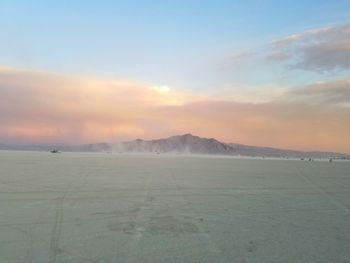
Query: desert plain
0 151 350 263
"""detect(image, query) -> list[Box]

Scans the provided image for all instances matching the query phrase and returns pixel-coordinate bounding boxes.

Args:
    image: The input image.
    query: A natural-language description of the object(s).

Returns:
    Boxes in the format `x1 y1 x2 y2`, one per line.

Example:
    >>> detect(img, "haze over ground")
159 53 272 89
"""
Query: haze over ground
1 1 350 153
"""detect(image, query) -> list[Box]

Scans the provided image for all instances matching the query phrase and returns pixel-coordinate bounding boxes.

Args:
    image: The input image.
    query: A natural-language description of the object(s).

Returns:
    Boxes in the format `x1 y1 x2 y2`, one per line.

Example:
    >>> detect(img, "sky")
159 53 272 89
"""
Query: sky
1 0 350 153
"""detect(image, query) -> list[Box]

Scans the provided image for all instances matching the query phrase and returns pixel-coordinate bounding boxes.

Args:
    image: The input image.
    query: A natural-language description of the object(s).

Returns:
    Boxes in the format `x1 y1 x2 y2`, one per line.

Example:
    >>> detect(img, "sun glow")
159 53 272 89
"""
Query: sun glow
152 85 171 93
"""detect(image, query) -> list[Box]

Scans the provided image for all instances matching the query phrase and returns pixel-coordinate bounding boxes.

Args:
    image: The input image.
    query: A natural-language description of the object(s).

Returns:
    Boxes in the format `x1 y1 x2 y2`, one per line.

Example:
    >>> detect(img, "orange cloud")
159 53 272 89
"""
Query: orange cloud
156 100 350 153
0 67 195 144
0 67 349 153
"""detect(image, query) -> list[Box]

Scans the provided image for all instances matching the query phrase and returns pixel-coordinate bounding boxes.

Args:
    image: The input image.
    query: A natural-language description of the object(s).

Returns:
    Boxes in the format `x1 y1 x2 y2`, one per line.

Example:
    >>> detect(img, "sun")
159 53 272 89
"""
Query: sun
152 85 171 93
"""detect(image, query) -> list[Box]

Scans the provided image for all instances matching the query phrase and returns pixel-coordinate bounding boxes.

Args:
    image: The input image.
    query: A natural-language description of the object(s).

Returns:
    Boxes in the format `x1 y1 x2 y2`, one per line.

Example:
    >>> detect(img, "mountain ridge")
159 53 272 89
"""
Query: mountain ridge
1 134 349 159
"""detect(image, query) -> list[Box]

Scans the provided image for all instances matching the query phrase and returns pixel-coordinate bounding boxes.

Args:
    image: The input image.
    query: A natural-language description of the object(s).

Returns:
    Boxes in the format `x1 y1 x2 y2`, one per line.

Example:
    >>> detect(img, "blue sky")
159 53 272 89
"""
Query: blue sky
1 0 349 89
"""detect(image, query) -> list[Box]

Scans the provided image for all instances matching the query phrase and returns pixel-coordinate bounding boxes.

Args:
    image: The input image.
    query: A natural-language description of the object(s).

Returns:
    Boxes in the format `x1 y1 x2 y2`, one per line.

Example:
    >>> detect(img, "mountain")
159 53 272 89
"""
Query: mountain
228 143 347 158
113 134 348 159
1 134 349 159
113 134 235 155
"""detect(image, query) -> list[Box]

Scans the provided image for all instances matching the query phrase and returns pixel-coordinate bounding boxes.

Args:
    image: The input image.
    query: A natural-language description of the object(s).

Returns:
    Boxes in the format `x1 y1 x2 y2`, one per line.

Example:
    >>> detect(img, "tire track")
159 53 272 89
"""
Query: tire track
168 171 224 261
49 188 69 263
294 166 350 213
7 225 34 263
48 173 90 263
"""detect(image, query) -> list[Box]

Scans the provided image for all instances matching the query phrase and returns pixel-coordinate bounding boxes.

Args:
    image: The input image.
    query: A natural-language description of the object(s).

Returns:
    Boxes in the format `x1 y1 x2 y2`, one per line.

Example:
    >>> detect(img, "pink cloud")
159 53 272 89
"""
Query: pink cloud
0 67 349 153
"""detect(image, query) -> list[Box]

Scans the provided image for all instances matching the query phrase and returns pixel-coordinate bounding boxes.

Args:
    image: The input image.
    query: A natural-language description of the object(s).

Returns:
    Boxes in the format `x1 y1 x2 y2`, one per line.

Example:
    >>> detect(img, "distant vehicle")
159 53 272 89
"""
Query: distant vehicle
50 149 61 153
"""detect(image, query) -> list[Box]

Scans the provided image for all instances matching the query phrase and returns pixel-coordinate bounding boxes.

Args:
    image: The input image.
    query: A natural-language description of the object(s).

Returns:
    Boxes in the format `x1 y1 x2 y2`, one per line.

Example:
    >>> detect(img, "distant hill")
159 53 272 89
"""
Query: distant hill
113 134 234 155
227 143 347 159
113 134 348 159
1 134 349 159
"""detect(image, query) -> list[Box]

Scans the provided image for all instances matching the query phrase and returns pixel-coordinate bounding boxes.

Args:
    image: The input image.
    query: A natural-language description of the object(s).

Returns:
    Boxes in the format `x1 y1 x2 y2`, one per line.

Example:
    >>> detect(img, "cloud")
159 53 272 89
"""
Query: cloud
265 51 289 62
211 83 289 103
229 23 350 75
0 67 193 144
0 67 350 153
269 23 350 72
288 79 350 105
157 93 350 153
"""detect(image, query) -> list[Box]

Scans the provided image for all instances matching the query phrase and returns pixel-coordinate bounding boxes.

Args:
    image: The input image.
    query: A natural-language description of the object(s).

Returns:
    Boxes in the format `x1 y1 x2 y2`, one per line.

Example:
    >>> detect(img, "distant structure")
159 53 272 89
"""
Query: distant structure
50 149 61 153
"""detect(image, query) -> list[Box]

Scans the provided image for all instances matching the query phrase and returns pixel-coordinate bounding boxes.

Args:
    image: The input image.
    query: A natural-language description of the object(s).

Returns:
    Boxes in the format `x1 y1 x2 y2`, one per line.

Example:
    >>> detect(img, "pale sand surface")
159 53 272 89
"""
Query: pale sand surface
0 151 350 263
